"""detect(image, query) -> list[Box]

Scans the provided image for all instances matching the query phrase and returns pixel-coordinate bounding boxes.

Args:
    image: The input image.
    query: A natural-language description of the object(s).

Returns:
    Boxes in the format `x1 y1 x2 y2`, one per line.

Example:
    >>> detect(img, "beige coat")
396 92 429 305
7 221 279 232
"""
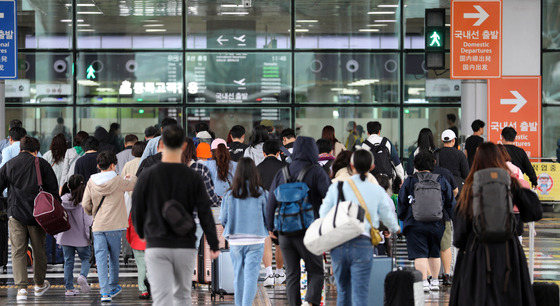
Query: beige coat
332 168 379 185
82 173 137 232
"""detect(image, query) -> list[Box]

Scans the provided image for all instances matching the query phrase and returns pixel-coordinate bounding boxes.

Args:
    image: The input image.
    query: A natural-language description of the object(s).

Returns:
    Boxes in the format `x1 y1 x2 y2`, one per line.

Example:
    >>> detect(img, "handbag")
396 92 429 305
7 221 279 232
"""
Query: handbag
303 181 366 256
348 179 383 246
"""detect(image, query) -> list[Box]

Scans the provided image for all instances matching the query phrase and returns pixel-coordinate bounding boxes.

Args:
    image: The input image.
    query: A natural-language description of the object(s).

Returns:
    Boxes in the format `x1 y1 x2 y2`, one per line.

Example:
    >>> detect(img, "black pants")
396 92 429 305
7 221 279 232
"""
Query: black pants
279 234 324 306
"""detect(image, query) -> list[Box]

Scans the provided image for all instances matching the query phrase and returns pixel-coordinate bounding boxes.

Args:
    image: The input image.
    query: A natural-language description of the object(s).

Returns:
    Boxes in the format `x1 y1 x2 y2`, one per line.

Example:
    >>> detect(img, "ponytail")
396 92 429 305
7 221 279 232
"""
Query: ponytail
67 174 86 207
351 149 374 182
214 144 231 181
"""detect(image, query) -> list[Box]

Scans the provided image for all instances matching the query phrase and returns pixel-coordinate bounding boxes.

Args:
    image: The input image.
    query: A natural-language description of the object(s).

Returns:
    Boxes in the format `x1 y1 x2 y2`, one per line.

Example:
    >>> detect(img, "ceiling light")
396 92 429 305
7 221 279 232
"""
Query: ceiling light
77 11 103 14
77 24 91 27
143 19 162 22
368 24 388 27
142 24 164 27
296 20 318 23
145 29 167 32
359 29 380 32
221 12 249 15
374 20 397 22
221 4 244 7
377 4 400 8
295 29 309 32
60 19 84 22
445 24 451 27
65 3 96 6
77 29 95 32
368 11 395 14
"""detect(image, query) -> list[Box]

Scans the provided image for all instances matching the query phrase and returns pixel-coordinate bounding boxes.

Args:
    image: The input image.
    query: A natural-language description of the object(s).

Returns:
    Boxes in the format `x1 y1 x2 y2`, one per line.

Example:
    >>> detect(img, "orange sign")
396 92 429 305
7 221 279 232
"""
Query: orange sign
487 76 541 158
451 0 502 79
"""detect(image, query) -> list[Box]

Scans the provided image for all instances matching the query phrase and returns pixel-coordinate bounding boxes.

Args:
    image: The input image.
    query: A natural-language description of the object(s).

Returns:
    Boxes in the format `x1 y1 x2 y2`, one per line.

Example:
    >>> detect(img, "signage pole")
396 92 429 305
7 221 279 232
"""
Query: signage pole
0 80 5 138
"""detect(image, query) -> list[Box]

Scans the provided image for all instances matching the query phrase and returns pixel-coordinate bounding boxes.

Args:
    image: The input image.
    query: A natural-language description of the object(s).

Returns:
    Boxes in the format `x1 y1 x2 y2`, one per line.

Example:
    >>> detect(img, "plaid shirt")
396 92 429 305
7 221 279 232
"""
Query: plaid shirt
190 161 220 207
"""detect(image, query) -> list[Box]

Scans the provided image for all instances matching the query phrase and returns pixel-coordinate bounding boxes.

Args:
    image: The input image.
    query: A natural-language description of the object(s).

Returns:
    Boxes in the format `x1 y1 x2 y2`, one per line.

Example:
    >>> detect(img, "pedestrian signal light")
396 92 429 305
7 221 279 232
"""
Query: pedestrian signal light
425 9 446 69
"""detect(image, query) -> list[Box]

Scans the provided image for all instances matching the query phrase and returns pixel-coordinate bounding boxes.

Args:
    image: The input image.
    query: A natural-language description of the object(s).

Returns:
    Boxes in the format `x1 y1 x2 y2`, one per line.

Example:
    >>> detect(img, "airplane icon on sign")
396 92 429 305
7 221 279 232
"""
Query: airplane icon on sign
233 78 246 86
234 35 246 42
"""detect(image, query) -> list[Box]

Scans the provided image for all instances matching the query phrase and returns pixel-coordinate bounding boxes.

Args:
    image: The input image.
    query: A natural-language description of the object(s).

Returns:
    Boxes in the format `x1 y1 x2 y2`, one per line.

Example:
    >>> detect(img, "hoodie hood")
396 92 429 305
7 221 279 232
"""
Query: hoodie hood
291 136 318 164
89 171 119 195
94 127 110 143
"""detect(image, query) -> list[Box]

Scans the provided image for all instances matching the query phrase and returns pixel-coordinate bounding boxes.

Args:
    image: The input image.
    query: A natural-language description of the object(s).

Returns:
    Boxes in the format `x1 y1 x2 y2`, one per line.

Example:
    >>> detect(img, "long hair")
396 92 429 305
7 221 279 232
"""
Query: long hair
213 144 231 181
417 128 436 153
249 125 269 147
496 144 512 162
321 125 339 148
50 134 68 164
332 150 353 176
231 157 262 199
182 138 197 165
60 174 86 207
457 142 517 218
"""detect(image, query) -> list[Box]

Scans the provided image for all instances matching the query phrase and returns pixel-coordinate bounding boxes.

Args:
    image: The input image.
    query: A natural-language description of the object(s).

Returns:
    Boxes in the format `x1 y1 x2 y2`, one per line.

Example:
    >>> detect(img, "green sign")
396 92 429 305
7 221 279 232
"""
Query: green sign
86 65 96 79
425 27 445 51
429 31 442 47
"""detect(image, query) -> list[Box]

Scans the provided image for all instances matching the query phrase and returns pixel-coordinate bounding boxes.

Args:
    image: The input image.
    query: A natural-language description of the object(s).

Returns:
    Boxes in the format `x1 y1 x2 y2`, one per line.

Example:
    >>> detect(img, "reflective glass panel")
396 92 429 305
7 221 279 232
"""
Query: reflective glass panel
76 52 182 104
542 106 560 158
543 53 560 105
404 53 459 103
5 52 72 104
543 0 560 50
185 107 290 140
186 0 291 49
295 106 400 151
295 0 400 49
76 0 182 49
19 0 72 49
186 52 291 104
404 0 450 49
295 53 399 104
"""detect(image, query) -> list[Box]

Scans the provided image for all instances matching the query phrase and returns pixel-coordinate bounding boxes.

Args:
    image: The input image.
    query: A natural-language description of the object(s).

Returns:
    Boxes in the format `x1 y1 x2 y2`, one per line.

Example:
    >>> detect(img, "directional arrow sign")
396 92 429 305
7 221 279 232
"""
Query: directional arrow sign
216 35 229 46
500 91 527 113
463 5 489 26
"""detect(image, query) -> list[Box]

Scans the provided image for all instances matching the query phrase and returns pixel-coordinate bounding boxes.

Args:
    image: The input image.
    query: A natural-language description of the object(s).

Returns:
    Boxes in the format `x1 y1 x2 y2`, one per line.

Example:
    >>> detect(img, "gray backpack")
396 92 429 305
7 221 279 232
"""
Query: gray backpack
472 168 516 242
412 172 443 222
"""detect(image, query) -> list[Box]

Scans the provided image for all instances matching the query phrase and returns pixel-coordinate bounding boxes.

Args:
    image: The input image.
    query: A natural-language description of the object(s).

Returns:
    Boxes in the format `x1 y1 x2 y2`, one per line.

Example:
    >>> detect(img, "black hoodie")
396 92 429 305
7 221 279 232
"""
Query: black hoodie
265 136 331 232
94 127 117 154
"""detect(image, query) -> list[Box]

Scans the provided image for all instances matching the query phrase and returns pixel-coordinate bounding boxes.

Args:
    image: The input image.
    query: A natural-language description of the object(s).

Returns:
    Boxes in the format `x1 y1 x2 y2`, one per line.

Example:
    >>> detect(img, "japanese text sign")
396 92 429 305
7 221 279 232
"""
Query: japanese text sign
451 0 501 79
0 0 16 79
488 76 541 158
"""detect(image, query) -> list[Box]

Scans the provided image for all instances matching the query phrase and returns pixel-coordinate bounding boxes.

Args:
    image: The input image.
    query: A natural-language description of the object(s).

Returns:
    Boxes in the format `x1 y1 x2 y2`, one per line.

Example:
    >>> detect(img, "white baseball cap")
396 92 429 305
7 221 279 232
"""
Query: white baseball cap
441 129 456 142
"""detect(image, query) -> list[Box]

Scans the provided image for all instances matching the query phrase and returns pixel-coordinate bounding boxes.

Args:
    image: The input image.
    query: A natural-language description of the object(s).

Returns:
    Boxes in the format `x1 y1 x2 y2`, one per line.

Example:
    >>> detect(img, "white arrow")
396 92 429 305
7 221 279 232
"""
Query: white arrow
463 5 489 26
500 91 527 113
217 35 229 45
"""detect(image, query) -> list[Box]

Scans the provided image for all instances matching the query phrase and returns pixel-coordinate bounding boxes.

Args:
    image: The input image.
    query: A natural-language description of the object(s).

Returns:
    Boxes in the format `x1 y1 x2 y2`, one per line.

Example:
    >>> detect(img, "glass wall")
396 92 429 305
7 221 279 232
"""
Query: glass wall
543 0 559 158
8 0 474 159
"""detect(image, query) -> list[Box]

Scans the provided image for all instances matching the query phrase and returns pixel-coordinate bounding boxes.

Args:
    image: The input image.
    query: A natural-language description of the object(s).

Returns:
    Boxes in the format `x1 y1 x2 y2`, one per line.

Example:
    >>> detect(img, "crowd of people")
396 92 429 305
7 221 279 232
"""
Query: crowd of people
0 116 543 306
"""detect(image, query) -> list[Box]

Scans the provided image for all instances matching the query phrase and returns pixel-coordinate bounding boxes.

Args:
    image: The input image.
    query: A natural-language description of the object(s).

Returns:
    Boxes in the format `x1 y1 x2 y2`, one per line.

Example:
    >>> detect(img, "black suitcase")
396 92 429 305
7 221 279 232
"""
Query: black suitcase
384 269 424 306
533 282 559 306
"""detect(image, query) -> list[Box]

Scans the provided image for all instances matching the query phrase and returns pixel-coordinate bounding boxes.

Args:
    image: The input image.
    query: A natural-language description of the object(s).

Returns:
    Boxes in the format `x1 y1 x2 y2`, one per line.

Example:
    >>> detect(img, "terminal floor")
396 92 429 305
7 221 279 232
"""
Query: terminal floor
0 210 557 305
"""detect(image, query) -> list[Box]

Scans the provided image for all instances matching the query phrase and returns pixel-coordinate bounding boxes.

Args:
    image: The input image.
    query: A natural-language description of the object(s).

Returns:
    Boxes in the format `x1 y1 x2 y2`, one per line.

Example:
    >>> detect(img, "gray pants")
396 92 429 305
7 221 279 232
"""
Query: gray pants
279 235 324 306
145 248 197 306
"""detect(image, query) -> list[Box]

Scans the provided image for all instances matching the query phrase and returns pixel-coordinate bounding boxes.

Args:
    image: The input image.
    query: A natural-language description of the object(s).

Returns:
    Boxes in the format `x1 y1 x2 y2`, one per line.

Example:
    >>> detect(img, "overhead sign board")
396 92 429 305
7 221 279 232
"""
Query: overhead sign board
487 76 541 158
451 0 501 79
0 0 17 79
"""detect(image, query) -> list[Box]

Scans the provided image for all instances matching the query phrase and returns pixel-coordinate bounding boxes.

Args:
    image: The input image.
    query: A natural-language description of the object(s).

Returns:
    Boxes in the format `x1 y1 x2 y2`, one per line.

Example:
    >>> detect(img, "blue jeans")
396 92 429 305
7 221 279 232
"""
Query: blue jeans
93 231 122 295
62 245 91 290
230 244 265 306
330 236 374 306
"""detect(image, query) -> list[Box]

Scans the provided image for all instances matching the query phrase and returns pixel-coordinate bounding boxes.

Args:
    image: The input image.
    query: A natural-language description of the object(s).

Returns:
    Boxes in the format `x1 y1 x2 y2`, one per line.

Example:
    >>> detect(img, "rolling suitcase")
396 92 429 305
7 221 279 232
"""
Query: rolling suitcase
211 247 234 300
45 234 64 264
367 256 393 306
197 225 227 284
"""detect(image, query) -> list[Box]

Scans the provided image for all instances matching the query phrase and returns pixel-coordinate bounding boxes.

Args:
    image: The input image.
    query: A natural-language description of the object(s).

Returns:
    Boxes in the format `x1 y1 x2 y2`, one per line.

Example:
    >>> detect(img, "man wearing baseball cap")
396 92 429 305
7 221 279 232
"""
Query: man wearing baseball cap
436 130 469 189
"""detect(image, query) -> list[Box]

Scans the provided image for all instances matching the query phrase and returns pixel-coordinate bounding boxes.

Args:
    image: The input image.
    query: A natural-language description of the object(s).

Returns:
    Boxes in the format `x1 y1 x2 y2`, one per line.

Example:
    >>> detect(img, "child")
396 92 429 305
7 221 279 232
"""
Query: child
57 174 93 296
220 157 268 306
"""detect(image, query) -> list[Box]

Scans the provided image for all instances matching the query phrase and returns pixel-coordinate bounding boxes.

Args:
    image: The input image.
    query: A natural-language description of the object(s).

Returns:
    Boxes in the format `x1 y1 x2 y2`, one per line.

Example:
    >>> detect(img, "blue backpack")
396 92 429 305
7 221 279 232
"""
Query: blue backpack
273 165 315 236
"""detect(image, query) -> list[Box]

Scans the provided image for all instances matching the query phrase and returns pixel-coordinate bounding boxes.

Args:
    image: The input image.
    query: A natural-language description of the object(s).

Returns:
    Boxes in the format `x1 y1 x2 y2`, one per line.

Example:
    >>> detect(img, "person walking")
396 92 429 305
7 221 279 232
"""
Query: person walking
131 125 220 306
321 125 346 157
320 150 400 306
220 157 269 306
57 174 92 296
244 125 270 166
0 137 56 301
449 142 542 306
501 127 538 188
73 136 100 183
82 151 137 302
42 133 68 187
61 131 89 187
464 120 485 168
205 138 237 198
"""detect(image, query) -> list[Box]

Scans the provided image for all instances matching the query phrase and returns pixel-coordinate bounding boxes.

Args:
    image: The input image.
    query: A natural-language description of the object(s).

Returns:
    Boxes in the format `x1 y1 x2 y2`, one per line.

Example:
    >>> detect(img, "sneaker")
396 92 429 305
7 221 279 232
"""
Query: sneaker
16 289 28 301
442 274 452 286
423 280 430 292
110 285 123 297
275 272 286 285
101 294 112 303
65 289 79 296
139 292 151 300
77 275 90 293
35 280 51 296
430 278 440 291
263 274 275 287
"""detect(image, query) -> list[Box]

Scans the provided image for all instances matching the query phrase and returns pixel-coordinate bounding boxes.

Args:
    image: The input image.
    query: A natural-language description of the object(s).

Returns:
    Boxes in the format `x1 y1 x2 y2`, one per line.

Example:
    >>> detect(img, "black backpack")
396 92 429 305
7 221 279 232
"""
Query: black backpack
363 138 394 179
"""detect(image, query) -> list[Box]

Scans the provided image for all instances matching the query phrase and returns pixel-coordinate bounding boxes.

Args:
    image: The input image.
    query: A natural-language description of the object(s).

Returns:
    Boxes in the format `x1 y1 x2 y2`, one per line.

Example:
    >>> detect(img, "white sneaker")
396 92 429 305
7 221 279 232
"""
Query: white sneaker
77 275 90 293
430 278 440 291
35 280 51 296
17 289 27 301
263 274 275 287
423 279 430 292
275 273 286 285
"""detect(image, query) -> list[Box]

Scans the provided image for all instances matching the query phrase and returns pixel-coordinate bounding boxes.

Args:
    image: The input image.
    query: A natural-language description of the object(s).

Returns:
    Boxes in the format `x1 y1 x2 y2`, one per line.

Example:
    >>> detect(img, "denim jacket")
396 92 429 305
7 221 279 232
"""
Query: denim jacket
204 160 237 197
219 187 269 240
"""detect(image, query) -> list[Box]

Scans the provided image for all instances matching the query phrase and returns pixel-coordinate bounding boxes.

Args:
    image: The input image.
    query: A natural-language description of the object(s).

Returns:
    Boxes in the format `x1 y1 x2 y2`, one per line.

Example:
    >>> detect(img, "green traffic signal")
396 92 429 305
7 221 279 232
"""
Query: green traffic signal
429 31 442 47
